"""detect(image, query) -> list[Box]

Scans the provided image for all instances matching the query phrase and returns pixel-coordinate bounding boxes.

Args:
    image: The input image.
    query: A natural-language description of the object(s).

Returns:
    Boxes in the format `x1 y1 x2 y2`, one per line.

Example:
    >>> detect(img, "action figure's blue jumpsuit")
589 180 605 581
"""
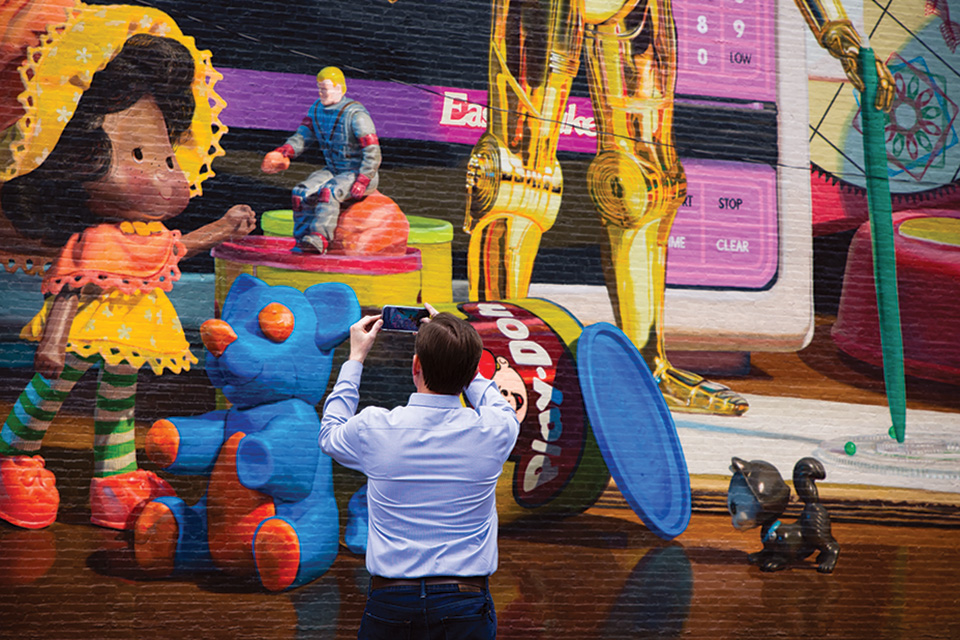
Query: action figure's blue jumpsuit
279 96 382 244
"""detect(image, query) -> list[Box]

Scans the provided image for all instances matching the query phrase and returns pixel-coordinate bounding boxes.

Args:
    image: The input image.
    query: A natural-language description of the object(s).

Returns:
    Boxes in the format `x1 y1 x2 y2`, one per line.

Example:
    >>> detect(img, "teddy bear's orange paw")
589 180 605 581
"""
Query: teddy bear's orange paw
254 517 300 592
145 419 180 469
134 500 179 577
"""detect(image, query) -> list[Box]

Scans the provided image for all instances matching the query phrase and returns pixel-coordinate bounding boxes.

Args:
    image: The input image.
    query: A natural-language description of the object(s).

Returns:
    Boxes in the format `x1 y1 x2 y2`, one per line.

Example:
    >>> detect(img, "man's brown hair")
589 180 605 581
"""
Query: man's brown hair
415 313 483 395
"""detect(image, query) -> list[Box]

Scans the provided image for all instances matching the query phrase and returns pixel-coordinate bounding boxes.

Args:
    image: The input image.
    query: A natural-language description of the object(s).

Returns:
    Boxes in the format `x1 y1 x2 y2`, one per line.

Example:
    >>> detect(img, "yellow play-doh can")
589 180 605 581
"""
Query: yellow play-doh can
212 236 421 311
440 299 610 524
260 209 453 303
407 216 453 303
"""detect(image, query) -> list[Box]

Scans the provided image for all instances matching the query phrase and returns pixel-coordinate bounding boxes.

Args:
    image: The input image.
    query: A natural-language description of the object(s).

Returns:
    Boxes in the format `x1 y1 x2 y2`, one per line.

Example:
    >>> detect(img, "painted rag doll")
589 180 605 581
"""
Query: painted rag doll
727 456 840 573
0 4 255 530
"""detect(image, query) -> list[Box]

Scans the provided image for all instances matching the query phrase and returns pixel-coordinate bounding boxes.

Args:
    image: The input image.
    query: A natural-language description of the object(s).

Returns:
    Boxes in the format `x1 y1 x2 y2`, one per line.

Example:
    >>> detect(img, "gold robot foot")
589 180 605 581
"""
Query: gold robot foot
657 366 749 416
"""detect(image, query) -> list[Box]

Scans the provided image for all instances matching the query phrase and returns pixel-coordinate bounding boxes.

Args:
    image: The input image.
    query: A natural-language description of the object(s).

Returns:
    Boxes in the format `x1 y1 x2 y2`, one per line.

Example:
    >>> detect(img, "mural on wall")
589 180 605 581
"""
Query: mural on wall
0 3 958 637
0 2 256 530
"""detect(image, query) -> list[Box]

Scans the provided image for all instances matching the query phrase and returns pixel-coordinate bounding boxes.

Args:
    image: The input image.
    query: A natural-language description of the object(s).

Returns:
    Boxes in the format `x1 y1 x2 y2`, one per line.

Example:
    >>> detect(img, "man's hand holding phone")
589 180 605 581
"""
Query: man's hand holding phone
349 315 383 364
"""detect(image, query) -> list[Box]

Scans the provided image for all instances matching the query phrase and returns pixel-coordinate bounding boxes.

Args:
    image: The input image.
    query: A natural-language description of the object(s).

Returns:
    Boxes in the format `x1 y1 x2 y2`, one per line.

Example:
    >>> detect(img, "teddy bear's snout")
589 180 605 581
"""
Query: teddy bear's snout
200 318 238 358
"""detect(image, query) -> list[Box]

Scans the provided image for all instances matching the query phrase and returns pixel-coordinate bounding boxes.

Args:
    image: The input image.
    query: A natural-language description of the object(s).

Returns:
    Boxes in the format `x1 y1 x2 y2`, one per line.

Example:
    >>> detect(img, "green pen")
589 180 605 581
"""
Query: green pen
858 45 907 444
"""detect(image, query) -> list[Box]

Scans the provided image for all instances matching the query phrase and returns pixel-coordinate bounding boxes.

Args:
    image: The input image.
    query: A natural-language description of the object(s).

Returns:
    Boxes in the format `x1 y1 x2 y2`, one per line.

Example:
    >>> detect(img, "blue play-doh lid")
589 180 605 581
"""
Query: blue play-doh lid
576 322 691 539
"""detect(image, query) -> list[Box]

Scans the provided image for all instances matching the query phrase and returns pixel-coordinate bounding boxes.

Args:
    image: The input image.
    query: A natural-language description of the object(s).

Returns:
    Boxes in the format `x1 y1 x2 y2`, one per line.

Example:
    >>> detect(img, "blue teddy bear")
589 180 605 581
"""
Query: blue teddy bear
133 274 360 591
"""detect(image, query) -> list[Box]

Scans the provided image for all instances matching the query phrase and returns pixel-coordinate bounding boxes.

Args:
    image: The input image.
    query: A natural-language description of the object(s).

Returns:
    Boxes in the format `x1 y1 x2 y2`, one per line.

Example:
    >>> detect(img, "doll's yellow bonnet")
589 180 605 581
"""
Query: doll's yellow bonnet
2 1 227 196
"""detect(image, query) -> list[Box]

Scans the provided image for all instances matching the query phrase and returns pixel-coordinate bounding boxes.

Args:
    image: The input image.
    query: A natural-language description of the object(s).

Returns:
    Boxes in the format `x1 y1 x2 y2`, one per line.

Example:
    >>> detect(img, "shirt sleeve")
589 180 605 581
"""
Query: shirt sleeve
464 374 521 456
319 359 366 471
352 109 381 178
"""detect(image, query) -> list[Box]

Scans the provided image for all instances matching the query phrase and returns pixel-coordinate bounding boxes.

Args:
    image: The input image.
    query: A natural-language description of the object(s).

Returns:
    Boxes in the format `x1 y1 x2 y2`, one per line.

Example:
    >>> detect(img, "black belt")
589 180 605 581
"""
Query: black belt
371 575 487 592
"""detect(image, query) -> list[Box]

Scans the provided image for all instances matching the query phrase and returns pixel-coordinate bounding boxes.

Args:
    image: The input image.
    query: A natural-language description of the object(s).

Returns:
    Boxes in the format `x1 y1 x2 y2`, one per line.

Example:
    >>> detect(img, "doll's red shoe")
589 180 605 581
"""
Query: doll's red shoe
0 455 59 529
89 469 175 530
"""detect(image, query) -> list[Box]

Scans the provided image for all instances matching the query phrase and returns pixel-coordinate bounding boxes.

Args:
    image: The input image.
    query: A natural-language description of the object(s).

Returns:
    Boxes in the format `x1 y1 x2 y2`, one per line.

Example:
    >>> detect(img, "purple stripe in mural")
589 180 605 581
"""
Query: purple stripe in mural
216 68 600 153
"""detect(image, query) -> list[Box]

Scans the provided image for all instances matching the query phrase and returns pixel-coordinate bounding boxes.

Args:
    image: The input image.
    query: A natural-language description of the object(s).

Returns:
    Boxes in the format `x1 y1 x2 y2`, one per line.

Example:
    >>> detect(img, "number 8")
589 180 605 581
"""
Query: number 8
697 15 708 34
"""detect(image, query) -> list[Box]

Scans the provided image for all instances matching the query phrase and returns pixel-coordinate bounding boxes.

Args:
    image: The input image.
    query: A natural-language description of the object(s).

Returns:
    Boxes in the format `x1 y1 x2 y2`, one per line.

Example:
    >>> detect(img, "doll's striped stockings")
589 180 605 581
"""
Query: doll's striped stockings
0 353 139 477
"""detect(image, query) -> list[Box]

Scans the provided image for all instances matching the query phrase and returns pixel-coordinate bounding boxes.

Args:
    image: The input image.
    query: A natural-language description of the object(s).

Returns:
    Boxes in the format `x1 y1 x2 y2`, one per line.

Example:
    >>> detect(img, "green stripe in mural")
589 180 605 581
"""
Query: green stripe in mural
94 417 135 437
31 376 69 404
95 394 137 414
93 439 136 463
100 369 138 388
20 393 57 423
3 411 46 442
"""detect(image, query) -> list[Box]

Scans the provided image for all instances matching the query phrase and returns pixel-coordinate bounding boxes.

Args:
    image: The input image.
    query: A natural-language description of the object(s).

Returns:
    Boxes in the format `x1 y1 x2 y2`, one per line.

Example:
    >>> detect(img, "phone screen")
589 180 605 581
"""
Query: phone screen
381 306 428 332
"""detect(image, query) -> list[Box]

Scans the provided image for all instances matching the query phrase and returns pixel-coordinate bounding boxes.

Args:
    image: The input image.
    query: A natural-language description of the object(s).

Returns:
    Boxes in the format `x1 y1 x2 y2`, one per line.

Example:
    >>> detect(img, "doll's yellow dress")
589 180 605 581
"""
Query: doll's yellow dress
21 220 198 374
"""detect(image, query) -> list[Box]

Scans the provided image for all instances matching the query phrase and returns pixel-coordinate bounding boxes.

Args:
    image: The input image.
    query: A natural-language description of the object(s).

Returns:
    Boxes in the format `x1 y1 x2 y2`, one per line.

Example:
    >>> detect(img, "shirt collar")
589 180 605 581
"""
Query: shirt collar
407 392 464 409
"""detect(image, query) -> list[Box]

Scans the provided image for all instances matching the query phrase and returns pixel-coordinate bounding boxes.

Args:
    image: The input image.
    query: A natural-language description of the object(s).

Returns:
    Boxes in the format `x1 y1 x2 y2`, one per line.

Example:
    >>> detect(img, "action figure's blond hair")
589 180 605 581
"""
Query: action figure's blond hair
316 66 346 93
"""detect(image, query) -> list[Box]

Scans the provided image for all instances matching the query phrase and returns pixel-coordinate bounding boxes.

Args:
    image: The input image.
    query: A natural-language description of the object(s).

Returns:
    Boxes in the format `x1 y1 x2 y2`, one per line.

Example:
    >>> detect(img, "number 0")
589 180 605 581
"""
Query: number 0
698 48 708 65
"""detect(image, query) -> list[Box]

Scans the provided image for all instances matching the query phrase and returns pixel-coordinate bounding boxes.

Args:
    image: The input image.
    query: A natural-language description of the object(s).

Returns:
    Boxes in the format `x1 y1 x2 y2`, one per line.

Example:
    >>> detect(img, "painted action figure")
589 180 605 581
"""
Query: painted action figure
261 66 382 253
0 7 255 530
457 0 894 415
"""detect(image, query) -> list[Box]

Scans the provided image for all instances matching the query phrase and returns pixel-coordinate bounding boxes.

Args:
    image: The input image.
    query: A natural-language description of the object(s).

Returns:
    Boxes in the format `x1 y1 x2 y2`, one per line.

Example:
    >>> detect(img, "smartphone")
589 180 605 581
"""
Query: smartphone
381 305 429 332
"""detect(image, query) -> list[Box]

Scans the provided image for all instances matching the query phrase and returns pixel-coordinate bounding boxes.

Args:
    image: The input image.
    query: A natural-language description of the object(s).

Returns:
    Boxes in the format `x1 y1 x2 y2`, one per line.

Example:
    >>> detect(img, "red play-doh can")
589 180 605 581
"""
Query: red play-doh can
442 299 691 540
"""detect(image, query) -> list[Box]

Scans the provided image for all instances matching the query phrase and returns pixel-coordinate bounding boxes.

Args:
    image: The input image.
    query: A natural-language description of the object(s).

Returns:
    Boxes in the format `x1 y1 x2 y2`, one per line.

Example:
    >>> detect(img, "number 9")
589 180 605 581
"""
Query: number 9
734 20 745 38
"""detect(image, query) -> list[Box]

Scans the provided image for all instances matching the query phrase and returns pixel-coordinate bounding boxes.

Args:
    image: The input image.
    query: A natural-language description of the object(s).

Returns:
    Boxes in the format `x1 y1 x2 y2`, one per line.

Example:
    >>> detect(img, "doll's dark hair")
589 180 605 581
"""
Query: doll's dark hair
1 34 196 247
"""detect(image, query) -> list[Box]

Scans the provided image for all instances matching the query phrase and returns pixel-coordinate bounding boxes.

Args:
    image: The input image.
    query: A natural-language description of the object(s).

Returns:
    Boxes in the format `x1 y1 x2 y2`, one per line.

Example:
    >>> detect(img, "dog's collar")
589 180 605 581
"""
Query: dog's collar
762 520 782 543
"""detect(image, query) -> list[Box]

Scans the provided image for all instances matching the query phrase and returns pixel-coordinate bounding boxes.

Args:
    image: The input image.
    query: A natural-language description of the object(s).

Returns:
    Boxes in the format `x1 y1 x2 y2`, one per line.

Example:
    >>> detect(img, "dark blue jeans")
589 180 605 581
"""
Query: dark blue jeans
358 579 497 639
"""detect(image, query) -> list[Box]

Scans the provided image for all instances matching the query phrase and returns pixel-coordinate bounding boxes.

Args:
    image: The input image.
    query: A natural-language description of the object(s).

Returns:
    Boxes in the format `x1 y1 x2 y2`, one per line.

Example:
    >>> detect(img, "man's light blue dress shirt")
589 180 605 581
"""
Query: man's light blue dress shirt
319 359 520 579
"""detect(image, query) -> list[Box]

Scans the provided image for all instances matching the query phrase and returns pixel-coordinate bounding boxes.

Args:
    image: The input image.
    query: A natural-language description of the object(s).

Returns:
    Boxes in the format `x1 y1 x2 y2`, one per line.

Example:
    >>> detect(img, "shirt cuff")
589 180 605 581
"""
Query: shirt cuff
340 358 364 383
464 373 495 408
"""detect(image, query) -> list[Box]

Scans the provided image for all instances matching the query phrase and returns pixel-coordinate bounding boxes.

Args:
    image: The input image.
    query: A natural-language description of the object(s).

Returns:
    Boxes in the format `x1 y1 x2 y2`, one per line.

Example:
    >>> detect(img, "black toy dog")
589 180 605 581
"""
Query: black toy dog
727 457 840 573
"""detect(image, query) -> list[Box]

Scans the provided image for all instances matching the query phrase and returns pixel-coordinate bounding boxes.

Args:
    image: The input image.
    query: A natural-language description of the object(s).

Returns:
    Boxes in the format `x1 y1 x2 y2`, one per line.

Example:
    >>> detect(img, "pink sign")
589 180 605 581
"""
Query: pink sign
667 159 779 288
675 0 777 101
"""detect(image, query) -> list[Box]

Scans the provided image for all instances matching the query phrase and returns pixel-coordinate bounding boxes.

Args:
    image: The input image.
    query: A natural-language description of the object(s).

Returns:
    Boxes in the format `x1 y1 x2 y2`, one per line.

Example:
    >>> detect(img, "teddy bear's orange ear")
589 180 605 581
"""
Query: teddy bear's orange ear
259 302 295 343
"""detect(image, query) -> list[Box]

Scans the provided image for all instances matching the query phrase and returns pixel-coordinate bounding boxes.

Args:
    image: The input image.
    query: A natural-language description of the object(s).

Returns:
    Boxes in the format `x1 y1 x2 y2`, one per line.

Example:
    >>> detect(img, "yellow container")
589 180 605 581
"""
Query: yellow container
259 209 296 237
260 209 453 303
212 236 421 310
407 216 453 303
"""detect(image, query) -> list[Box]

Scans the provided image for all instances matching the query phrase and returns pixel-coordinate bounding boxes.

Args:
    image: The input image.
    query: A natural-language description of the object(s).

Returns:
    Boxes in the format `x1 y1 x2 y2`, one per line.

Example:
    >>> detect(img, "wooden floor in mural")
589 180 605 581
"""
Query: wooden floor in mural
1 314 958 639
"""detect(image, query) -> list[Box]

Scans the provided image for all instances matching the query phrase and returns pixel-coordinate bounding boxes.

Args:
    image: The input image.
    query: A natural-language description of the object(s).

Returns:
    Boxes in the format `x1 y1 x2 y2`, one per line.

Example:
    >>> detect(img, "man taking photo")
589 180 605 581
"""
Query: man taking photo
320 304 520 639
